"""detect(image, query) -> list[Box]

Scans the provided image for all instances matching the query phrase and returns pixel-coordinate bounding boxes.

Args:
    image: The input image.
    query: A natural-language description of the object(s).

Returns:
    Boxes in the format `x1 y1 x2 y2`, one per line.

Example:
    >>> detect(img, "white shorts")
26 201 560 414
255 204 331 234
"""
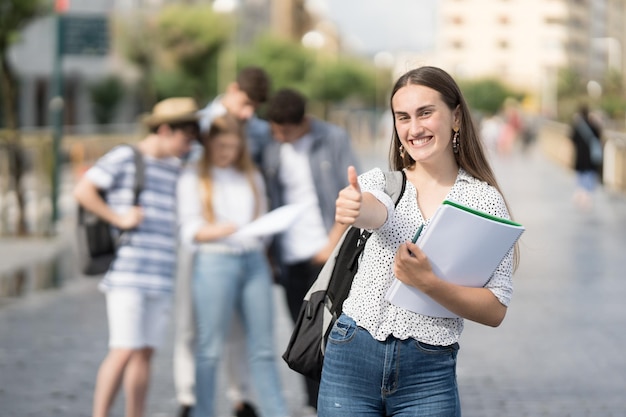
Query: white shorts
105 289 172 349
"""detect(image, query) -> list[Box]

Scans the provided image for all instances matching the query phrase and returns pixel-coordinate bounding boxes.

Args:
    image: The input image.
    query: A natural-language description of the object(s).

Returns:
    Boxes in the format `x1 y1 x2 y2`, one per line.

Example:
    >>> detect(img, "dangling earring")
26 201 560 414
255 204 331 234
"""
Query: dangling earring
399 144 406 158
452 128 460 154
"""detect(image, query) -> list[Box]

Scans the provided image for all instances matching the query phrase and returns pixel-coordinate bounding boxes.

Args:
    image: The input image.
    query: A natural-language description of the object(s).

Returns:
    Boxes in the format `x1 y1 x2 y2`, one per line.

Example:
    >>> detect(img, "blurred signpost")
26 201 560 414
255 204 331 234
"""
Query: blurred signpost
50 3 109 229
62 16 109 56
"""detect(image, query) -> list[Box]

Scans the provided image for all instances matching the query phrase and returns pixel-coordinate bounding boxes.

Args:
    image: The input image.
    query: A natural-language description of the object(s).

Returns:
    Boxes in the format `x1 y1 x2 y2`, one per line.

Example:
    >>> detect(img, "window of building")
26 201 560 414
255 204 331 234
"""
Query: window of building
545 16 563 25
570 17 583 28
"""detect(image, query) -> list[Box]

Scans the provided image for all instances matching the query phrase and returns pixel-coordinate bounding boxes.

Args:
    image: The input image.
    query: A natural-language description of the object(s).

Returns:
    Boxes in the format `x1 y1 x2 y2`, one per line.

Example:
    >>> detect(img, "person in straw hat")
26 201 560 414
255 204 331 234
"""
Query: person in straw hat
73 97 200 417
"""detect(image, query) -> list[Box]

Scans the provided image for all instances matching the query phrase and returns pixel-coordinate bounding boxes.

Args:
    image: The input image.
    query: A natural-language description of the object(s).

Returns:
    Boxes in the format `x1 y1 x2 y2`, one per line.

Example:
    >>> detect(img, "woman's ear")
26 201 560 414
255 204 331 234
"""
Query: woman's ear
453 105 462 128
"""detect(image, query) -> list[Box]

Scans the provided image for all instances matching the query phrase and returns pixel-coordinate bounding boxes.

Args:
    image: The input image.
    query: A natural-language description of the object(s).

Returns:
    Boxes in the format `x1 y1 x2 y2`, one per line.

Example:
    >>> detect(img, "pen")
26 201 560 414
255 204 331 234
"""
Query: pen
412 224 424 244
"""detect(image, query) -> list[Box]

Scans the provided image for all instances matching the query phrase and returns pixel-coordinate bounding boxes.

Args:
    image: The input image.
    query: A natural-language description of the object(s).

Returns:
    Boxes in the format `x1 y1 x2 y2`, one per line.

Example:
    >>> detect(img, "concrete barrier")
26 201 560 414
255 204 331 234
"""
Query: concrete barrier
602 131 626 192
536 120 574 169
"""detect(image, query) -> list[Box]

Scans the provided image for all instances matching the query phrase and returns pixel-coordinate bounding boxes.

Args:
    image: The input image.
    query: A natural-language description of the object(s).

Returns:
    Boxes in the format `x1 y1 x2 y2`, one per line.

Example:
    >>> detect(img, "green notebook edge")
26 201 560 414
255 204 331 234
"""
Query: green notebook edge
443 200 523 227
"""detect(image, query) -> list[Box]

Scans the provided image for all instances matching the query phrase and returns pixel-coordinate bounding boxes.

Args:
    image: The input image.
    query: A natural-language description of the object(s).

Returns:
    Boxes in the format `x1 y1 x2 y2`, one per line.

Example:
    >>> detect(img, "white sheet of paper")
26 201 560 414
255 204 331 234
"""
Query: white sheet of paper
230 203 309 239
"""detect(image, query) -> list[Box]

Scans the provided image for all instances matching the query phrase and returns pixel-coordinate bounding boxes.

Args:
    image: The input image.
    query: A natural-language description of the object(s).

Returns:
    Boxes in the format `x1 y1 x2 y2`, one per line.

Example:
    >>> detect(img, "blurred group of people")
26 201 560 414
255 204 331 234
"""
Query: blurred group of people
74 64 523 417
74 66 359 417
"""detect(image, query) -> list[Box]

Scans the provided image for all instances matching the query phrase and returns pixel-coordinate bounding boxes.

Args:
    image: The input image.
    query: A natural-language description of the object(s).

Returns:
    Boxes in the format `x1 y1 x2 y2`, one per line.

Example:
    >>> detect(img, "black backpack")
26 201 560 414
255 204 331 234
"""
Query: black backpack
282 170 407 381
76 145 144 276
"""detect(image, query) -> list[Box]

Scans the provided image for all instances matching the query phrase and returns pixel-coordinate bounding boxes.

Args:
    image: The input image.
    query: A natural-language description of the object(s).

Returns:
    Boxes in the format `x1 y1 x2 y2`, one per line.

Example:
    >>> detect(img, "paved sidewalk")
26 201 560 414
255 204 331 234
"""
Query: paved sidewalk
0 278 306 417
1 145 626 416
459 148 626 416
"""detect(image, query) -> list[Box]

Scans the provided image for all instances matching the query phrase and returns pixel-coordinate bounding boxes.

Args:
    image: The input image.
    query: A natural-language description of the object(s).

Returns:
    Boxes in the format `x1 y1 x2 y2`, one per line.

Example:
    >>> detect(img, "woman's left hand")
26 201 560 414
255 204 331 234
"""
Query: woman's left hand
393 241 437 292
393 241 508 327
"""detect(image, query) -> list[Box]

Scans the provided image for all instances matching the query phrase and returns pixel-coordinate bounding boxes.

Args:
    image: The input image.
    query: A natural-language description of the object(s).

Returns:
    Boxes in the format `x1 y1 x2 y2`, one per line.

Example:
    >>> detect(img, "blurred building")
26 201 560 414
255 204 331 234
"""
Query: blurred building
8 0 323 131
433 0 626 115
10 0 625 128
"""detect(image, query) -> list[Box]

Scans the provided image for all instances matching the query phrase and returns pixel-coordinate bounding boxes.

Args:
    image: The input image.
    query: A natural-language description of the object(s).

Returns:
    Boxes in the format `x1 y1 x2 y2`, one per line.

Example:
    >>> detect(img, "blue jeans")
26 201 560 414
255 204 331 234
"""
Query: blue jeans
318 314 461 417
192 249 287 417
576 170 598 192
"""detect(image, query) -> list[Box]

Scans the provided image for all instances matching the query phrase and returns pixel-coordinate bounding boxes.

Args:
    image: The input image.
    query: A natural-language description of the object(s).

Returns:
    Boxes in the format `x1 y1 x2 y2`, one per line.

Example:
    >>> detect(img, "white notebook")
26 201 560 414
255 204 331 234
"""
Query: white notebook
385 200 525 318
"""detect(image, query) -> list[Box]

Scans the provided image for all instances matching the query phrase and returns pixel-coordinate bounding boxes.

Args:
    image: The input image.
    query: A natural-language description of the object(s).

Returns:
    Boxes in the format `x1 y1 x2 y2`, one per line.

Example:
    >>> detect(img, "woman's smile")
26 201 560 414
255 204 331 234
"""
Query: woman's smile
408 135 433 147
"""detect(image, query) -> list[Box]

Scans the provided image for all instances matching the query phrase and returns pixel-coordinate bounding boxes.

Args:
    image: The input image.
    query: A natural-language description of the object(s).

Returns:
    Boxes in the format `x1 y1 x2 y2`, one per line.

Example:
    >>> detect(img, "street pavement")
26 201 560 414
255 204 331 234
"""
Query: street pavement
1 143 626 416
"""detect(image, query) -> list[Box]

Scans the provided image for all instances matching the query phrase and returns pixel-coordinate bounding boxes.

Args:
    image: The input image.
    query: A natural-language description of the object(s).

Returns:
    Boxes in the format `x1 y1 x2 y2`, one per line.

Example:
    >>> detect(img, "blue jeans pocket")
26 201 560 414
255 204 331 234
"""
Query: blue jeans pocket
413 340 459 355
328 314 358 344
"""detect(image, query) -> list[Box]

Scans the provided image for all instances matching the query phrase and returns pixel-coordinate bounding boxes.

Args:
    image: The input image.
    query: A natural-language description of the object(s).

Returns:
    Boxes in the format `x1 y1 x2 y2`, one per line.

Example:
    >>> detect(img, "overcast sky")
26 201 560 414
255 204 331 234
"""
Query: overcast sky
311 0 437 55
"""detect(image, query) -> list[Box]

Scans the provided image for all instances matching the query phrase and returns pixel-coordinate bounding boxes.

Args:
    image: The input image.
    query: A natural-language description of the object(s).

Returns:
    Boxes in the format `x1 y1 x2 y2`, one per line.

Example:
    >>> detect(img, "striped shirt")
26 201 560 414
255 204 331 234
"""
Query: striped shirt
85 145 181 294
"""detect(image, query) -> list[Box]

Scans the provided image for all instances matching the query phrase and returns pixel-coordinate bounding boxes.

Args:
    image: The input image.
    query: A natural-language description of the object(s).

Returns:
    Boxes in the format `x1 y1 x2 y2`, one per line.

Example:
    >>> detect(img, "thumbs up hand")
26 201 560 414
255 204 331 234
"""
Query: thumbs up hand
336 166 362 225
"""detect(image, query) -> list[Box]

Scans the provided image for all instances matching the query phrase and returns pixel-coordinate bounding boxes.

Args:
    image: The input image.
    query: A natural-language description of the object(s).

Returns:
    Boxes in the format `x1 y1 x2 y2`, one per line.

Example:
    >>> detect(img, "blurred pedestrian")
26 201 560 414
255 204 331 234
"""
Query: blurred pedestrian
174 66 272 417
260 88 361 415
497 97 523 156
73 97 200 417
479 111 503 155
177 114 289 417
570 104 604 210
319 66 518 416
520 112 538 153
196 66 272 165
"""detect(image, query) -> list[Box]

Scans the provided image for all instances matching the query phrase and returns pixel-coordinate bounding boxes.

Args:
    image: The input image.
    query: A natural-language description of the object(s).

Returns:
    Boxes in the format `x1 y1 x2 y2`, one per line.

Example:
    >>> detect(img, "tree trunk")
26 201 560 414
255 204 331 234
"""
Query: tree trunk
1 52 27 236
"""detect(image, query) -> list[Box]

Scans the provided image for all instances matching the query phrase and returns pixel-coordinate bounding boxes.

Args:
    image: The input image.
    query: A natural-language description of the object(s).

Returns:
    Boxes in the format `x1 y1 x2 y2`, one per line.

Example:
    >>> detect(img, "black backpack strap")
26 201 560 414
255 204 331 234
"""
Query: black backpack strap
326 170 407 315
115 145 145 246
347 170 406 278
307 170 408 301
127 145 145 205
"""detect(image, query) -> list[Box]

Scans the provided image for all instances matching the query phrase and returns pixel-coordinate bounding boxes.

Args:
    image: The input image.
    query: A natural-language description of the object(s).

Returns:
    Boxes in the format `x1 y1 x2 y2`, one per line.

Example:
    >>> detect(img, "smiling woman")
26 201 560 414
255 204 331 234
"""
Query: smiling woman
318 66 520 417
392 85 459 179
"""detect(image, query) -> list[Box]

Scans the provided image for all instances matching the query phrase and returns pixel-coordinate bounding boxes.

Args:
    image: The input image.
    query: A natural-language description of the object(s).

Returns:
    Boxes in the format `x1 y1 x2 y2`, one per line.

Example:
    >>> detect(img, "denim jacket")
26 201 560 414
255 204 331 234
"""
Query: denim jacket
261 117 361 263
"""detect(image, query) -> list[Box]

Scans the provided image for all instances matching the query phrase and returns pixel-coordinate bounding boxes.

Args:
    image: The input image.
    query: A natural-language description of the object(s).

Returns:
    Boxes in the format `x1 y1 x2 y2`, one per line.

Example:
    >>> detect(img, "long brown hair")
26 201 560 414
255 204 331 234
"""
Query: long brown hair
197 114 261 223
388 66 519 267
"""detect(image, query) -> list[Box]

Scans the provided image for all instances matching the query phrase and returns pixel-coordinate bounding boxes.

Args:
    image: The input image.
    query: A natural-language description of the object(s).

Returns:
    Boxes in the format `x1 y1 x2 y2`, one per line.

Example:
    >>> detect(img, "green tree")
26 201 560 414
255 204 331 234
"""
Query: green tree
308 58 377 104
557 68 586 99
115 5 232 109
116 12 382 121
599 69 626 119
155 4 232 102
305 57 378 119
599 94 626 119
555 68 589 121
238 34 315 92
460 78 522 115
113 11 159 112
238 34 380 116
89 75 125 126
0 0 47 236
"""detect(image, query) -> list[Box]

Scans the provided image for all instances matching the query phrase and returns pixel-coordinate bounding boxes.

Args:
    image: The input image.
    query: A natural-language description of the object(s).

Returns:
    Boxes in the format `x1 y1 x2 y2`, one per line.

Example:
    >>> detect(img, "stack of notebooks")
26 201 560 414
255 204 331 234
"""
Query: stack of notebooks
385 200 525 318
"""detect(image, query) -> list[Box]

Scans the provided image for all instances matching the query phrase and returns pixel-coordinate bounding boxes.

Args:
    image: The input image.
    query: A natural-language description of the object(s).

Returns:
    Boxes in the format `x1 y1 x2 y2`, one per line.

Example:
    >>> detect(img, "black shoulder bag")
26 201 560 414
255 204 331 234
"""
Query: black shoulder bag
282 170 407 381
76 145 145 276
